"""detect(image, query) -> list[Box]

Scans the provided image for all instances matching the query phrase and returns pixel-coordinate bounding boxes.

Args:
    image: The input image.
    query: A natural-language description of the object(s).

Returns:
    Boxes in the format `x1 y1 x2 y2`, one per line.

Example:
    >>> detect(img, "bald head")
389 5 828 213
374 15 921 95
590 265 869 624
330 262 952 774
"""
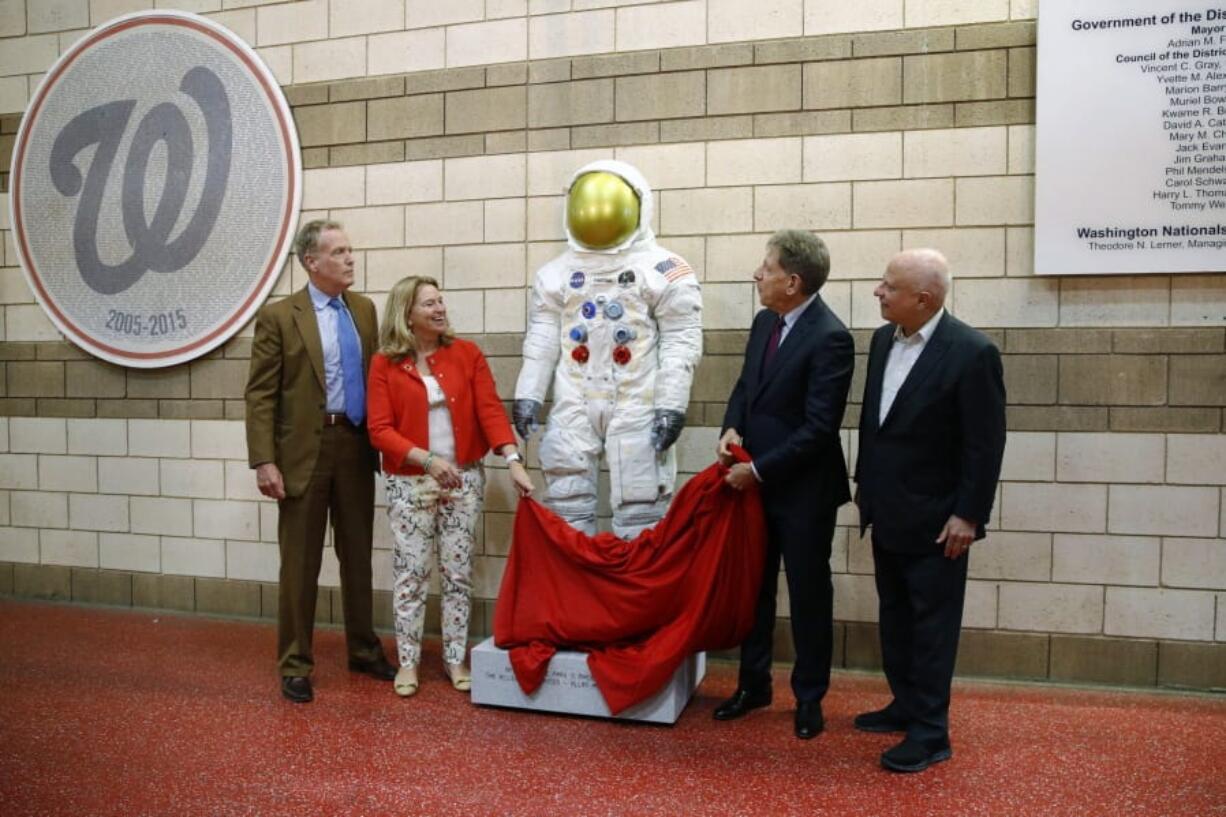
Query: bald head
875 248 950 334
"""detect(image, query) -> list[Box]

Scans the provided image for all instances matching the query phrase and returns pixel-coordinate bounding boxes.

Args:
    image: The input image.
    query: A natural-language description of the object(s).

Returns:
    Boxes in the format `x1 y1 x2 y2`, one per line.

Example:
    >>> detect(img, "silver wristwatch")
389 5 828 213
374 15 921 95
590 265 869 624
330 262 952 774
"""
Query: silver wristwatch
504 452 524 464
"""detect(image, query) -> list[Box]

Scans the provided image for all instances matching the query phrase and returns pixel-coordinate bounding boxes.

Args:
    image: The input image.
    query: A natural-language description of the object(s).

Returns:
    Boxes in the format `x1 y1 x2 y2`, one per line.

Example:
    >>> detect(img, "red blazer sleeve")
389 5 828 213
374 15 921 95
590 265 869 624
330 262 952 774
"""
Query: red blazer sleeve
367 353 417 470
470 346 515 453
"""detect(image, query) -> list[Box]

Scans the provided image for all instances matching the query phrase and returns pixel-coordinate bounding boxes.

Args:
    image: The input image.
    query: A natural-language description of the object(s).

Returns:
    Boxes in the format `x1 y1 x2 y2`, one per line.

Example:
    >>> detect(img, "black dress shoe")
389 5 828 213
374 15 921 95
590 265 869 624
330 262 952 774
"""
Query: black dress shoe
281 676 313 703
794 701 824 739
880 737 952 773
854 707 908 733
348 656 397 681
713 688 771 721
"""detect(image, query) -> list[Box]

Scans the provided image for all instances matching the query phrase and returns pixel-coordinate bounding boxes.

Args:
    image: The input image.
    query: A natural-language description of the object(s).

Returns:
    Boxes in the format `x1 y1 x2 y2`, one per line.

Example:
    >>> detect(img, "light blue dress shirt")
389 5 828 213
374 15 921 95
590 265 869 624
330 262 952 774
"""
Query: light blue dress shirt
307 281 361 414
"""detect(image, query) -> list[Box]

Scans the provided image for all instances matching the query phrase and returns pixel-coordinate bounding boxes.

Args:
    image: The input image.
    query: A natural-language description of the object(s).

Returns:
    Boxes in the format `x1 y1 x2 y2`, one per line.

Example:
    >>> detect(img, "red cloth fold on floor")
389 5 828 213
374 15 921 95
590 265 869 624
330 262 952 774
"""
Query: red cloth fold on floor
493 446 766 714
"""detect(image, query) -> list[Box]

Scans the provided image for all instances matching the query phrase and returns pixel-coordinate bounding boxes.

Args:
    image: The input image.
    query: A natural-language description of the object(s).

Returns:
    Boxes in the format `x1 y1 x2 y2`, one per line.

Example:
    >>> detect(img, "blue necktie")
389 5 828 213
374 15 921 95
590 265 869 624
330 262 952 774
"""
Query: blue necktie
328 298 365 426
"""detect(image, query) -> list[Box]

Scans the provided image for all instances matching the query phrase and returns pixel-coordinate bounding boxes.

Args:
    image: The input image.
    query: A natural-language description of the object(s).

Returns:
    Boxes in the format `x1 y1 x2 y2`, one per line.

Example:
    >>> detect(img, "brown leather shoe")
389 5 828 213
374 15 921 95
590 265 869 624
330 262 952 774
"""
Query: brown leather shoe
281 676 313 703
348 656 396 681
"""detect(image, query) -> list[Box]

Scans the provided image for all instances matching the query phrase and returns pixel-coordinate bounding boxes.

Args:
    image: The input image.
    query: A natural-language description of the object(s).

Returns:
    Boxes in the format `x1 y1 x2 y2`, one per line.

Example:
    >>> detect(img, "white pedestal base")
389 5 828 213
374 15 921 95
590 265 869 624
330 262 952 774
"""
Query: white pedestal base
470 638 705 724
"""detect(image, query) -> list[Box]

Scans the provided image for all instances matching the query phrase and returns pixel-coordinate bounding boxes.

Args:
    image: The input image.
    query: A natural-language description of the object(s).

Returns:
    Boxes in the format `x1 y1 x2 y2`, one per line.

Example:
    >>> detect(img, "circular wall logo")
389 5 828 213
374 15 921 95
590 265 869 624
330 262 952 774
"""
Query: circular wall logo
9 11 301 368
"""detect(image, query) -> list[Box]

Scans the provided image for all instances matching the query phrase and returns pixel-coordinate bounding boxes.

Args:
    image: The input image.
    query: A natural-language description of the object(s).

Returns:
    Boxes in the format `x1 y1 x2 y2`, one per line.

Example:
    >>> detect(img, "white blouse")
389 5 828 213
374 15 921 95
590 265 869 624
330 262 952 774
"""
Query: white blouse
422 374 457 465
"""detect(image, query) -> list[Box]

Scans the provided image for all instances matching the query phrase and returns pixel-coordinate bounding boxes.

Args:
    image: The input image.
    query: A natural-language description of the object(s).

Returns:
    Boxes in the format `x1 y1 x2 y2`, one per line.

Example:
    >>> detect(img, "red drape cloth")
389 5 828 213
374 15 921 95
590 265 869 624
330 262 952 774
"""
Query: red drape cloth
493 446 766 715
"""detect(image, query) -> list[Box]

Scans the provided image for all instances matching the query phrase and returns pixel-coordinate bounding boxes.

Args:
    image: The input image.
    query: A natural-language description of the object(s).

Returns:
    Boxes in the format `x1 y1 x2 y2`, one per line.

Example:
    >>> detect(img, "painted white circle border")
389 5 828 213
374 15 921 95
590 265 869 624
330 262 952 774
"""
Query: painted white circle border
8 10 302 368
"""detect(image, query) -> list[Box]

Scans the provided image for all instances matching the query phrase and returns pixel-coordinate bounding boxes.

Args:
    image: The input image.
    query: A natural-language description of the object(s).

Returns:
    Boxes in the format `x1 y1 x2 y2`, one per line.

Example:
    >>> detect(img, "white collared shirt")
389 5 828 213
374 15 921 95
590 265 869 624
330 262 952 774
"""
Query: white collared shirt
775 292 817 349
878 308 945 425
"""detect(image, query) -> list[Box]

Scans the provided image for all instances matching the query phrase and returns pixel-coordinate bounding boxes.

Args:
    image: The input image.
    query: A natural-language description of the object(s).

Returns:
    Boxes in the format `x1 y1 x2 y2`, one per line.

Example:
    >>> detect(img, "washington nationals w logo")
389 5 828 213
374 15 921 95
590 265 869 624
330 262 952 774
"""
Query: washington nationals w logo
50 65 233 295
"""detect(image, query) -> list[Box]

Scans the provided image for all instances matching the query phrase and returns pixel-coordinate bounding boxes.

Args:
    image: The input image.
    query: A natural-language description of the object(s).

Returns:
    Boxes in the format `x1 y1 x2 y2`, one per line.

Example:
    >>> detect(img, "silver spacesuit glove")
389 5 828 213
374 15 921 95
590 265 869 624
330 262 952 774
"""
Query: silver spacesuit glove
513 399 543 441
650 409 686 452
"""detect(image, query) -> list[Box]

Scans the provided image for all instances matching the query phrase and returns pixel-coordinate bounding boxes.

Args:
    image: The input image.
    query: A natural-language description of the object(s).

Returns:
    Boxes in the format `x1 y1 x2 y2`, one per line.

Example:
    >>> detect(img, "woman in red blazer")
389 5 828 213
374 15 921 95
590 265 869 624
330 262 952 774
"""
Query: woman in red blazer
367 275 533 697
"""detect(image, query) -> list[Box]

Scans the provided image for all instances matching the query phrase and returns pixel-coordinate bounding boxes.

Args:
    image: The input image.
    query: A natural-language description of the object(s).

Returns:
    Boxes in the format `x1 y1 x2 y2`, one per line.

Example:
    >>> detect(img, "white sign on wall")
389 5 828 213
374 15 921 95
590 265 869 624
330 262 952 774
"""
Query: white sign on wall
9 11 301 367
1035 1 1226 274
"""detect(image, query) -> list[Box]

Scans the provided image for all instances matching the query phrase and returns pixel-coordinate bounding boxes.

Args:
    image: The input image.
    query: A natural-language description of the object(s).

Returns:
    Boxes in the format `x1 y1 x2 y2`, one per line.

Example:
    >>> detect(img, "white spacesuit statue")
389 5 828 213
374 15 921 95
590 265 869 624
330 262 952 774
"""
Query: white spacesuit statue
513 160 703 539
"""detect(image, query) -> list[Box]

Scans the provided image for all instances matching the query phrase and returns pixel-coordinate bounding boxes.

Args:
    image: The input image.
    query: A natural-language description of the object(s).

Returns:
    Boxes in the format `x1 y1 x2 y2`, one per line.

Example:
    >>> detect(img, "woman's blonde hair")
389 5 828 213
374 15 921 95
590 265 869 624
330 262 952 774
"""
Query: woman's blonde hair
378 275 455 361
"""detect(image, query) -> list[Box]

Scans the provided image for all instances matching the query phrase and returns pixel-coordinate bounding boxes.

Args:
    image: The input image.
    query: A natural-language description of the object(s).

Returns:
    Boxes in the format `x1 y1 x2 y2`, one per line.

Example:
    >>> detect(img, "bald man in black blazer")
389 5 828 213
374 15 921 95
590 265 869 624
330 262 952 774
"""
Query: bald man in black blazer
714 230 854 740
854 248 1006 772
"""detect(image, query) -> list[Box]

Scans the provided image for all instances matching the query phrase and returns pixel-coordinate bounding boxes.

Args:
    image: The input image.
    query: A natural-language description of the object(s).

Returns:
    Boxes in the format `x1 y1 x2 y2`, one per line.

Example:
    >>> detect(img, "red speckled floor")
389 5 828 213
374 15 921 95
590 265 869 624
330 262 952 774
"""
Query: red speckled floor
1 599 1223 817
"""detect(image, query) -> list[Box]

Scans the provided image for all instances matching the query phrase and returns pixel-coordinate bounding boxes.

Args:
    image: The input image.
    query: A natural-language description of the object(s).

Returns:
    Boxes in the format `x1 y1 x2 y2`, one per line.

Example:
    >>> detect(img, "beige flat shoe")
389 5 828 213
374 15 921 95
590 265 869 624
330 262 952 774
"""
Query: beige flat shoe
444 661 471 692
394 666 418 698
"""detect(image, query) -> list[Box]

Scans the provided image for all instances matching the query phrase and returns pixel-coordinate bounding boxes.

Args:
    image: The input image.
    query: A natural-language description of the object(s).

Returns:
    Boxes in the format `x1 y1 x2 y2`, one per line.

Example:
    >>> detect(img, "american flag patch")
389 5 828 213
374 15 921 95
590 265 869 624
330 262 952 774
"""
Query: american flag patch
655 256 694 282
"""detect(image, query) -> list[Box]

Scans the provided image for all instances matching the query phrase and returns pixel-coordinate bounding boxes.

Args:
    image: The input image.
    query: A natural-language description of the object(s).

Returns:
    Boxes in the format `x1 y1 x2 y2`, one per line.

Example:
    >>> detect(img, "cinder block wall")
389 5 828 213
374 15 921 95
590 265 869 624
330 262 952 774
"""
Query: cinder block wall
0 0 1223 690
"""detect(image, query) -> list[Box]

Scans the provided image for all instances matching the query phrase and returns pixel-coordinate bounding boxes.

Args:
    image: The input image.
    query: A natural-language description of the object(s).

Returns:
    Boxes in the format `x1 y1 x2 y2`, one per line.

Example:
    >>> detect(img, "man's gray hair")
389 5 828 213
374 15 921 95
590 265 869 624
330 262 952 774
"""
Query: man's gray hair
767 229 831 295
293 219 344 268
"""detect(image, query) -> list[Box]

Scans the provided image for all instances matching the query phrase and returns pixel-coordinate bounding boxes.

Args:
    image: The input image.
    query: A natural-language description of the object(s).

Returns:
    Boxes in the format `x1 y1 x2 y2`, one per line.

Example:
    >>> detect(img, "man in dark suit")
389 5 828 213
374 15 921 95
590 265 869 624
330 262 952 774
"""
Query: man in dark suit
854 248 1006 772
246 220 395 703
714 229 854 740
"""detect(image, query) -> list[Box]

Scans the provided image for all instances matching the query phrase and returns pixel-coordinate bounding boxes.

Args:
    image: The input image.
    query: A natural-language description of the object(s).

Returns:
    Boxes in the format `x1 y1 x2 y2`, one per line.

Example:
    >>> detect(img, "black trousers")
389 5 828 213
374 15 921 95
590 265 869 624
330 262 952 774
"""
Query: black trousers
738 506 837 704
871 534 969 746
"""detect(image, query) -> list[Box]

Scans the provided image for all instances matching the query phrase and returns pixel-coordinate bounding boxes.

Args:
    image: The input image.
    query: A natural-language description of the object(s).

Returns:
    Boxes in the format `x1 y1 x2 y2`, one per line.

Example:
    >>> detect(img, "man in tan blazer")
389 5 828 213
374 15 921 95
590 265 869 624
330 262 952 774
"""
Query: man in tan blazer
246 219 394 703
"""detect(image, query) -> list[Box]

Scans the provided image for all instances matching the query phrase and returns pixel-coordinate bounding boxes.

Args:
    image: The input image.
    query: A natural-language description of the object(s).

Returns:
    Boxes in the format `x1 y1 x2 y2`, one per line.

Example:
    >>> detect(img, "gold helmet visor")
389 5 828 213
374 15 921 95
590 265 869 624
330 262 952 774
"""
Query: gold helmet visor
566 171 641 251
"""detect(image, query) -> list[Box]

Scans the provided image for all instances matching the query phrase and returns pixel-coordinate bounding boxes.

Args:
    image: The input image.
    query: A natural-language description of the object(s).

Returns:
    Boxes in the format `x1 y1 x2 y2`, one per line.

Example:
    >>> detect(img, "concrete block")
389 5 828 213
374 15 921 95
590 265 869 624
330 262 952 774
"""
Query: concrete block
528 79 613 129
71 568 132 606
1106 587 1216 641
953 278 1058 328
707 138 801 187
571 51 660 80
1007 406 1109 433
1050 635 1157 686
446 86 527 135
471 638 706 724
1110 408 1221 434
1169 356 1226 406
613 143 706 190
64 360 126 398
955 175 1033 225
99 533 160 573
329 0 404 37
1059 356 1167 407
13 563 72 601
753 110 851 138
444 244 526 290
660 43 753 72
196 577 260 617
1055 432 1164 484
999 582 1103 634
12 491 67 529
1060 277 1170 328
708 65 801 115
485 200 527 244
804 132 901 182
955 99 1034 127
367 95 445 141
571 121 659 149
9 417 67 454
803 57 900 110
447 18 527 68
1171 275 1226 326
1109 485 1219 538
904 126 1006 178
615 72 704 122
1161 537 1226 590
69 493 128 532
162 536 226 578
38 455 97 493
368 28 446 76
903 50 1007 104
968 531 1050 581
821 229 900 281
808 0 902 36
954 629 1048 679
293 36 367 85
1052 534 1160 586
659 188 753 235
40 529 99 568
404 202 484 246
614 0 706 52
1000 355 1056 405
97 458 158 496
7 361 64 397
660 115 754 143
853 25 951 57
1001 482 1106 533
131 497 193 537
445 154 526 201
529 9 614 59
754 183 851 232
132 573 195 612
708 0 801 43
1158 641 1226 690
853 178 953 229
755 35 850 64
1167 435 1226 485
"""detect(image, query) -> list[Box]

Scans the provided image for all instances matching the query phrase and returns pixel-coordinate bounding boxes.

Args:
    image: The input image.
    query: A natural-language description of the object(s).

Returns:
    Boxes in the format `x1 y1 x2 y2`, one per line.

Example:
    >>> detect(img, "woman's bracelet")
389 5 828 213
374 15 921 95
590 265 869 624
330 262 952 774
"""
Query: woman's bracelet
422 452 435 472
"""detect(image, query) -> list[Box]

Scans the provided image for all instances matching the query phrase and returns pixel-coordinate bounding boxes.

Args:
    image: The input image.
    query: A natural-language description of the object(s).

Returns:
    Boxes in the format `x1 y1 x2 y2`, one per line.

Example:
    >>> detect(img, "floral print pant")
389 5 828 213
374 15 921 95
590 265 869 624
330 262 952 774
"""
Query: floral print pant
385 465 484 669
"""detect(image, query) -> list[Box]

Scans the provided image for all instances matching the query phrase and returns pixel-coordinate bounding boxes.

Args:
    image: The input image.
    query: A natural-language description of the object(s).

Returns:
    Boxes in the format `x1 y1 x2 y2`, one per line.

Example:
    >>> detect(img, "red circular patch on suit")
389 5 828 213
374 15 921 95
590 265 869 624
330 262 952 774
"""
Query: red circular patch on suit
613 345 631 365
571 345 590 363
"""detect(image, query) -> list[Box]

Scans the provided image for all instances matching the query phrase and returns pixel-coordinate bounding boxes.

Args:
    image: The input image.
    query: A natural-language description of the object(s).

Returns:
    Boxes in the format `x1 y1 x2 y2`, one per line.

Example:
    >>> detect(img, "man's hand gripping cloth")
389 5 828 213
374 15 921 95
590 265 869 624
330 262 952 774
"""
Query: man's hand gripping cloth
493 446 766 714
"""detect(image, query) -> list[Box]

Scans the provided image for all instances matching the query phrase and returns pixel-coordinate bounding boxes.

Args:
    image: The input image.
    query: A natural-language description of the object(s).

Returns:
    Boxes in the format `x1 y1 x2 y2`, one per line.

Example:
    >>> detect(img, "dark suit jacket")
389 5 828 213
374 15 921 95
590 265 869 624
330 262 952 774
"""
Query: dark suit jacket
856 312 1006 553
245 286 379 497
723 296 854 515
